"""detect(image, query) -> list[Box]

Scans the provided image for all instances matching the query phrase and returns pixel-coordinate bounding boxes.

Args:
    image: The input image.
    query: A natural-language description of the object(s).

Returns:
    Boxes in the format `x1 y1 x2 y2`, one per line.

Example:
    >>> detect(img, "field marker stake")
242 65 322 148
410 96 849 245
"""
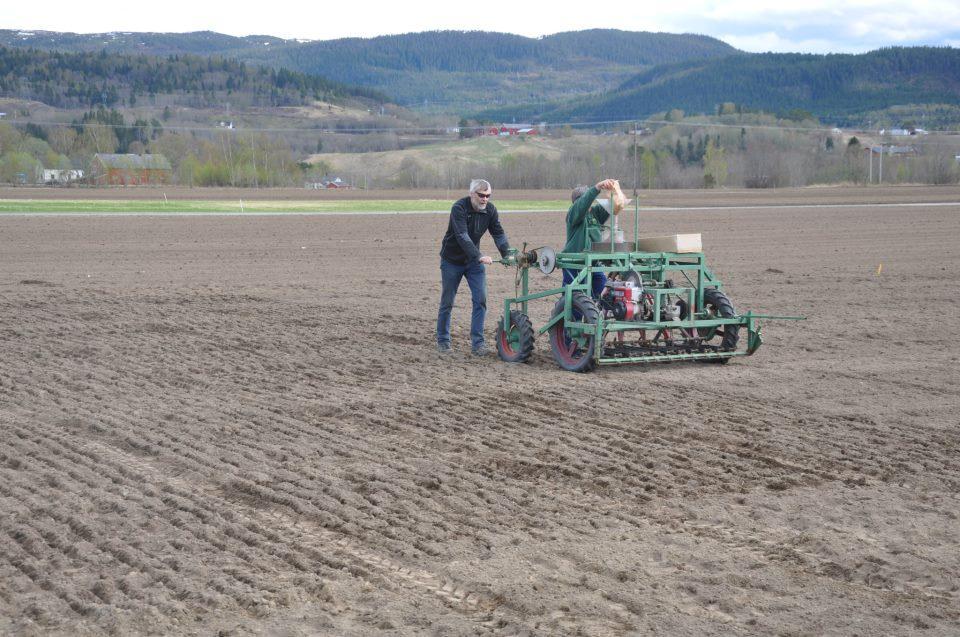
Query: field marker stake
240 199 244 212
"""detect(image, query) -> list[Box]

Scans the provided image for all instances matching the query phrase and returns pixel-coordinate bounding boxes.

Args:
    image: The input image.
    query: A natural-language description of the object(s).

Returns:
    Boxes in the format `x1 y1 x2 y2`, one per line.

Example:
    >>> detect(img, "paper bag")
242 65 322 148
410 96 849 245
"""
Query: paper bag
596 181 631 215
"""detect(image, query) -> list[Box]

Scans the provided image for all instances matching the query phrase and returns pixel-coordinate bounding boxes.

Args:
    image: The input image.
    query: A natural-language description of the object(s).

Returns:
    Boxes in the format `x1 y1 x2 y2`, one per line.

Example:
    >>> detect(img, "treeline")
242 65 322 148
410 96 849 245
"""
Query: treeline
480 47 960 127
0 46 387 110
151 131 312 188
6 110 959 189
0 113 314 187
329 115 960 189
0 121 71 184
355 135 959 190
0 108 165 179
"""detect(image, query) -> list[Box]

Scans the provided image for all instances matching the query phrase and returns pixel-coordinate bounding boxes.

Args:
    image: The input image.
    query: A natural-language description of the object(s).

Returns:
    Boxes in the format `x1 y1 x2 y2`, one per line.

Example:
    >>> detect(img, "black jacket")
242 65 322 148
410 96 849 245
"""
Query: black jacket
439 197 510 265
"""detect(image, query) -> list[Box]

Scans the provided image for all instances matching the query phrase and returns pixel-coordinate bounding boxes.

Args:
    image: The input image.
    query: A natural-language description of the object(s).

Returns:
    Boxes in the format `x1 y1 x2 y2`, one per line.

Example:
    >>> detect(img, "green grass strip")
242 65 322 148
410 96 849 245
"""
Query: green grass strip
0 199 567 214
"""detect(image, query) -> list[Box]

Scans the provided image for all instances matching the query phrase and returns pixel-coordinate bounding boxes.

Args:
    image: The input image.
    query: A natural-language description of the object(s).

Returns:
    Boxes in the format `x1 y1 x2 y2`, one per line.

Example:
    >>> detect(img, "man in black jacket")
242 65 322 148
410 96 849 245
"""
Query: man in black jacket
437 179 511 355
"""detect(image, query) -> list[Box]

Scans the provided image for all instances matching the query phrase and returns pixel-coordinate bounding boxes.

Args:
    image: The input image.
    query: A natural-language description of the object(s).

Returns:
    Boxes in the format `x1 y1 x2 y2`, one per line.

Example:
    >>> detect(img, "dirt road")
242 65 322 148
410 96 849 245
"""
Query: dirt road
1 187 958 635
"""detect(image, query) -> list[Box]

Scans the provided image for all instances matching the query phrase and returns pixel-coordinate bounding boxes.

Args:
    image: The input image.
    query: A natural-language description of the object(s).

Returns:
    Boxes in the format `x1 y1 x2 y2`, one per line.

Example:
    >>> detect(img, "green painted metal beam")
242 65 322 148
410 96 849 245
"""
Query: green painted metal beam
598 350 746 365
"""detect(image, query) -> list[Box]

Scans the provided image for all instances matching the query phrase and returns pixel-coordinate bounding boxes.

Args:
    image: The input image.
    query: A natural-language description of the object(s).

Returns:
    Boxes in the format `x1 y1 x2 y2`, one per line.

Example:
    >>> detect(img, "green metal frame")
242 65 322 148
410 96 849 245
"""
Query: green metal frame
498 198 802 367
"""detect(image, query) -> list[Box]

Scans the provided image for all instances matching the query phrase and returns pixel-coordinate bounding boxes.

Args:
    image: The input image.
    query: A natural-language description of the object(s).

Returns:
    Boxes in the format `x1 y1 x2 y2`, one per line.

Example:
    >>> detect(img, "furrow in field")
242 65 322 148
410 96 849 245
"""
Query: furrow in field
0 436 316 614
84 439 530 631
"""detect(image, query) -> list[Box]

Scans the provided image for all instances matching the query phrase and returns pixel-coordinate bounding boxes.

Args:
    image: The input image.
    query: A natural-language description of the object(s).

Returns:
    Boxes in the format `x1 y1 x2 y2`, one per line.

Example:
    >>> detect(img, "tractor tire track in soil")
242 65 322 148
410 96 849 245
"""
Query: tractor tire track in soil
2 186 960 635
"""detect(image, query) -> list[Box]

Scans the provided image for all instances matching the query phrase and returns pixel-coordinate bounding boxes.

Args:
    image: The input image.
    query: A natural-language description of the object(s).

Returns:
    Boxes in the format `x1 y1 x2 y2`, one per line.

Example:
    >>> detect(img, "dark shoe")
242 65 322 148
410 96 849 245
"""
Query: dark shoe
471 344 490 357
437 342 452 353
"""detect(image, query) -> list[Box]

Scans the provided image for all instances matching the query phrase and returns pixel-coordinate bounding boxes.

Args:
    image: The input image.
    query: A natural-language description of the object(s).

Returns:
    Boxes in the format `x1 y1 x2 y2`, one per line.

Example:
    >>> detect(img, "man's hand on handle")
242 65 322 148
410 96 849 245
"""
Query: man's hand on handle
479 255 493 265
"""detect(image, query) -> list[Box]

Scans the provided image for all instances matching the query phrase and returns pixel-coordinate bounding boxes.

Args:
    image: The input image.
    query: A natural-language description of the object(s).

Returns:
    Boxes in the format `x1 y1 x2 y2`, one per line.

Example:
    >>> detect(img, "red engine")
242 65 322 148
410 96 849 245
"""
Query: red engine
607 281 646 321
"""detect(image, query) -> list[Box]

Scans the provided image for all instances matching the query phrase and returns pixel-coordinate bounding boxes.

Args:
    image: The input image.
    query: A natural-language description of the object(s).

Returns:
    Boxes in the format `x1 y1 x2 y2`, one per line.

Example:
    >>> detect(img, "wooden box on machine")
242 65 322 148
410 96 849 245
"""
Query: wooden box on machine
635 233 702 253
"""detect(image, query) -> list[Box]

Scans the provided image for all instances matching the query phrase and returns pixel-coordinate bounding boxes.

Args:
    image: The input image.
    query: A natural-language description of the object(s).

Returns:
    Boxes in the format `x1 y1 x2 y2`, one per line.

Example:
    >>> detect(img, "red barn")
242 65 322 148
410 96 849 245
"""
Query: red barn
479 124 538 136
92 154 172 186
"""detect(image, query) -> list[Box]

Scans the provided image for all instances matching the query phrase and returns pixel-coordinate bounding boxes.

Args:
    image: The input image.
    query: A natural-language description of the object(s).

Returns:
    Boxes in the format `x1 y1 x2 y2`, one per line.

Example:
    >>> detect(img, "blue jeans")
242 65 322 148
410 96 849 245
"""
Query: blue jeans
437 258 487 349
562 268 607 299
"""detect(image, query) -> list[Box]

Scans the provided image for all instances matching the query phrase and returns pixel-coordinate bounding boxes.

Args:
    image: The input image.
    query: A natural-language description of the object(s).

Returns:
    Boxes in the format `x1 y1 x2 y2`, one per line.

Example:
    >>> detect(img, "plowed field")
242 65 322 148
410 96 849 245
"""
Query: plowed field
2 187 959 636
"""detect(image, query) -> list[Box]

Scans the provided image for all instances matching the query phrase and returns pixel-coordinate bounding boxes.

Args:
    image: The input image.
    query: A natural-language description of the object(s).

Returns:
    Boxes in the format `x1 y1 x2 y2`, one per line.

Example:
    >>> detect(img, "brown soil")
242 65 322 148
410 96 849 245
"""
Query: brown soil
1 186 959 635
4 183 960 204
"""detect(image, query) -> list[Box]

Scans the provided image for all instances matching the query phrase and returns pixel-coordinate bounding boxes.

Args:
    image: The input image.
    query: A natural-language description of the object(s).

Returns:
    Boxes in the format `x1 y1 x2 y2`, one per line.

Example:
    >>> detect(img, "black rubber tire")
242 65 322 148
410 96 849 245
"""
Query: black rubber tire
703 287 739 362
495 311 535 363
549 292 600 373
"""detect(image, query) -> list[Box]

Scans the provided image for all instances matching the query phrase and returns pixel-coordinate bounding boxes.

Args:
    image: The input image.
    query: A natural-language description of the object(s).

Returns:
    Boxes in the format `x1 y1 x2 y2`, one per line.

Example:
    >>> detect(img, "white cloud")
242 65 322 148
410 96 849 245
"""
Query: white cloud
644 1 960 51
720 32 855 54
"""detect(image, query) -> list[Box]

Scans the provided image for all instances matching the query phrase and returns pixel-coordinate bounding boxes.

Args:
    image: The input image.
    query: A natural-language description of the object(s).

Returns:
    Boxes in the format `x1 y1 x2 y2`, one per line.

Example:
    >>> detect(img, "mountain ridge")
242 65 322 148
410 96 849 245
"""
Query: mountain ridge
478 46 960 126
0 28 739 109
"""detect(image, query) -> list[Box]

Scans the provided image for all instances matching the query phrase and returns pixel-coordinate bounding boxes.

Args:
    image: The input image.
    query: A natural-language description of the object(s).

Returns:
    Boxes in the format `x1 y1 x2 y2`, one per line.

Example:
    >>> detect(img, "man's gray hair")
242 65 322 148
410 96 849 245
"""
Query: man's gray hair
571 185 589 203
469 179 491 194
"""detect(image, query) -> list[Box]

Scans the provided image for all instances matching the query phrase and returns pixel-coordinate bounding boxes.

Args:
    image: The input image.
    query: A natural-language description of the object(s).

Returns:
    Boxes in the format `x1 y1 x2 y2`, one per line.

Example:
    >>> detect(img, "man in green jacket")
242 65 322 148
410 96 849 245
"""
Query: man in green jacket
562 178 617 297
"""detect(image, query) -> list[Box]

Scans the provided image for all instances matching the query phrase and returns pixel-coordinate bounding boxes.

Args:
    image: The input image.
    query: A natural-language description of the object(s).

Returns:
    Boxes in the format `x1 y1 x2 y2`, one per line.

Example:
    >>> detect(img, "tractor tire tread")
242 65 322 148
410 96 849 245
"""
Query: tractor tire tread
496 311 535 363
704 287 739 363
549 291 599 373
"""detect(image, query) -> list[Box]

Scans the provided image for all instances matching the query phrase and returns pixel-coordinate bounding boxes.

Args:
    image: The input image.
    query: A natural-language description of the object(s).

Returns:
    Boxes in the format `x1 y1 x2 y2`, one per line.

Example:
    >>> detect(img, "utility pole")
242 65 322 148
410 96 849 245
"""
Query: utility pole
868 148 873 184
878 144 883 185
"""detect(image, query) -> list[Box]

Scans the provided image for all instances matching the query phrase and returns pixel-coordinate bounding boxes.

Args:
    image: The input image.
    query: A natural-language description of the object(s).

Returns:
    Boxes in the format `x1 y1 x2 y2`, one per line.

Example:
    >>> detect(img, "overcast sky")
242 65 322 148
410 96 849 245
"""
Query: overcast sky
5 0 960 53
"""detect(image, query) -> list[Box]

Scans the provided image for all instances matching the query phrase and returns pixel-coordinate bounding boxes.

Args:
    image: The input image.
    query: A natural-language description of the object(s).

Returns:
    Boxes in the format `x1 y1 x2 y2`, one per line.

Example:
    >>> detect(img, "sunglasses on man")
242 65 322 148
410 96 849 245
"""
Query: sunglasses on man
475 192 491 199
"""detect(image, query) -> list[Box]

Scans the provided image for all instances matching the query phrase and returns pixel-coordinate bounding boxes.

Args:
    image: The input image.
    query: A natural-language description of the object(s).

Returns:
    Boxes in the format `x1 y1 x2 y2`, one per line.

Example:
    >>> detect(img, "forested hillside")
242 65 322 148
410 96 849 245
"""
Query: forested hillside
0 28 735 71
260 29 735 76
481 47 960 126
0 46 386 110
5 28 958 126
0 29 737 110
0 30 285 56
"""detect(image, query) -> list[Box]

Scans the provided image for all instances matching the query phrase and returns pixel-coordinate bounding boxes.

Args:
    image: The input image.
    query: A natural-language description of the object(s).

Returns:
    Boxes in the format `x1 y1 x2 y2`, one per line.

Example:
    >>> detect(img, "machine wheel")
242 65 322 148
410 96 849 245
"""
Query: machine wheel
702 288 739 362
549 292 599 373
496 311 535 363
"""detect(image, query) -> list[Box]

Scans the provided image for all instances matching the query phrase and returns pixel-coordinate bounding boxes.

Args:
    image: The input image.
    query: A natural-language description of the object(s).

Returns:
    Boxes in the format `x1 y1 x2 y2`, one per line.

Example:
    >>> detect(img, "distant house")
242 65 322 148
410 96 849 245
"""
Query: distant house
881 127 929 137
42 168 84 185
479 124 538 137
319 175 352 189
91 153 172 185
305 176 353 189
